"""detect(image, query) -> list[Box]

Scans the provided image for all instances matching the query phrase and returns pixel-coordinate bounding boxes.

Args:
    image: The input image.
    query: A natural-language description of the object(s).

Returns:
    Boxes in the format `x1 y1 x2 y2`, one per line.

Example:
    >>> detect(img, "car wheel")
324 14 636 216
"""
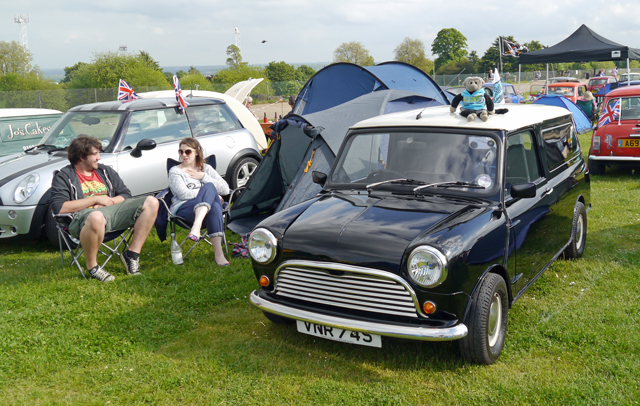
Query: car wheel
262 311 294 325
44 207 60 248
588 158 605 175
564 202 587 259
459 273 509 364
229 157 258 189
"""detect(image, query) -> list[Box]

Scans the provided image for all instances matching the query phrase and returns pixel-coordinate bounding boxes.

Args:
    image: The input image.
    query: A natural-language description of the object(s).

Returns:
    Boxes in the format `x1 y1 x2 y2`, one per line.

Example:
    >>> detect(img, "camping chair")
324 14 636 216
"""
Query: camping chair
54 212 133 279
576 99 597 126
156 155 236 261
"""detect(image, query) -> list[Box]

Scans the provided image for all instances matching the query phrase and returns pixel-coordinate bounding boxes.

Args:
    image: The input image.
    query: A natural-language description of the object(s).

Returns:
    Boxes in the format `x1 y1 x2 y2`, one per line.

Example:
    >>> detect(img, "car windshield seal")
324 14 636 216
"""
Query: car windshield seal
413 181 486 193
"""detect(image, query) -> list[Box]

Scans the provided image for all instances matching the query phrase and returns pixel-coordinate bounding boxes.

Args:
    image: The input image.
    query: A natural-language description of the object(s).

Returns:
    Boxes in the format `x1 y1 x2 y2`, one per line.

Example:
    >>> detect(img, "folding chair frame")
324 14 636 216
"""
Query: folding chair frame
55 214 133 279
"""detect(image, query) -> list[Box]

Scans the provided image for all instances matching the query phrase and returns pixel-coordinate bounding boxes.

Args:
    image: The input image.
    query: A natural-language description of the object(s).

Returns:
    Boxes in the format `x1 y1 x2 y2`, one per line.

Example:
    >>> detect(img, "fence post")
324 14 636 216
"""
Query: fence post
94 88 98 103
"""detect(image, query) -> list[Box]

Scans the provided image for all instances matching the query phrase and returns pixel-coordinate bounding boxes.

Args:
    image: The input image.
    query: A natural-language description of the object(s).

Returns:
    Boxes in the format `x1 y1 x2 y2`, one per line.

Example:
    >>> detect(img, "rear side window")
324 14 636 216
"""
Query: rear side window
505 131 541 194
541 123 579 172
187 104 242 136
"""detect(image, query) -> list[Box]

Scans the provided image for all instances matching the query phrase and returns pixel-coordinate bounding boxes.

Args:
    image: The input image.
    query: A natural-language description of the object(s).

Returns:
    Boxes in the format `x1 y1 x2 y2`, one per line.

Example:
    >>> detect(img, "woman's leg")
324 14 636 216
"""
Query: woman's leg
175 183 218 237
210 236 229 266
202 194 228 265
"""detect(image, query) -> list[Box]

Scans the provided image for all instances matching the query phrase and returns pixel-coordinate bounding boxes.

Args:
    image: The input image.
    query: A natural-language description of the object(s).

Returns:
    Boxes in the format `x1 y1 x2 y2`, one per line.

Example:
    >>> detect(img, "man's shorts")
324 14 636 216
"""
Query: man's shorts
68 196 148 238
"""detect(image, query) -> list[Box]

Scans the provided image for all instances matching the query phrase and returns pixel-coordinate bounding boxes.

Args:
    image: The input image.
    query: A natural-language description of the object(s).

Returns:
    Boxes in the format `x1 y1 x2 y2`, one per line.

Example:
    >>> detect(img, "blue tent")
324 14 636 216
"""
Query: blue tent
293 62 449 115
532 95 592 133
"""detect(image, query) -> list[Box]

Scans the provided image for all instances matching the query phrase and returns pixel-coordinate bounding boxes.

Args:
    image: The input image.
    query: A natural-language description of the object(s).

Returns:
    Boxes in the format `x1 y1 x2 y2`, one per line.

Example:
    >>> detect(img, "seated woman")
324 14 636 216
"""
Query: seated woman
168 137 230 266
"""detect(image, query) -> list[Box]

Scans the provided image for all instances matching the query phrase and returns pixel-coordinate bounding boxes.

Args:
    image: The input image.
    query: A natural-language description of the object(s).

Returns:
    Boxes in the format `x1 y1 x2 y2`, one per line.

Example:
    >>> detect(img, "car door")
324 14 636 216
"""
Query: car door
504 130 559 294
115 107 192 196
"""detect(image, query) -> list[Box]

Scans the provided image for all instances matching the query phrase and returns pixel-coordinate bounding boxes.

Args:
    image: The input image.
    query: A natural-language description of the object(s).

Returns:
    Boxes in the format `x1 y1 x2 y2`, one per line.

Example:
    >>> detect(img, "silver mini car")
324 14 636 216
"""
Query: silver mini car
0 97 261 244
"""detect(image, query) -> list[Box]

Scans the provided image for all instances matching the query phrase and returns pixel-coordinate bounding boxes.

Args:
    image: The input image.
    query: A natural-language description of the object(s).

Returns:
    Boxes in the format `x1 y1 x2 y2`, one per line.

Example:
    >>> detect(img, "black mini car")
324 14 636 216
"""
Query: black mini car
248 104 590 364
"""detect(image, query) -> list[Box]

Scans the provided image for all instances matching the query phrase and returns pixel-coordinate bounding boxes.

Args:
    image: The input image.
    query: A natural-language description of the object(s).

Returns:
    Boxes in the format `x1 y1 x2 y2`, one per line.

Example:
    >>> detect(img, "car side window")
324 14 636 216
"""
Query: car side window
541 123 579 172
187 104 242 137
505 131 541 196
122 108 191 150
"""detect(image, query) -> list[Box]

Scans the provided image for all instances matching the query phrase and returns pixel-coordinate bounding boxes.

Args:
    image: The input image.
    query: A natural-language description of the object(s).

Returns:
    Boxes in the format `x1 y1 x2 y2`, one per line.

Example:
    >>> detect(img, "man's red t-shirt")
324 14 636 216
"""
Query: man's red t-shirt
76 170 108 199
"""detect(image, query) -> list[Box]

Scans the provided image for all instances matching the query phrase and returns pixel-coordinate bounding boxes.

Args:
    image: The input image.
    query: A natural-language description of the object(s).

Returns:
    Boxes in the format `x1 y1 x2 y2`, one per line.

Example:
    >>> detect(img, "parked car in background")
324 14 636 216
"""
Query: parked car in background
484 83 524 103
249 104 590 364
587 76 617 93
546 77 580 85
547 82 588 104
0 109 62 157
589 86 640 175
619 72 640 82
0 97 261 244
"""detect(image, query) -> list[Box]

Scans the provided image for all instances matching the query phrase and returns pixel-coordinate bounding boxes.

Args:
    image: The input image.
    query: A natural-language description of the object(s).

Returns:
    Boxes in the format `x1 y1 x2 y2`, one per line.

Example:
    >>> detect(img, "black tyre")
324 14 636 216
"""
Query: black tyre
262 311 294 325
44 207 60 247
228 157 258 189
564 202 587 259
588 158 605 175
459 273 509 364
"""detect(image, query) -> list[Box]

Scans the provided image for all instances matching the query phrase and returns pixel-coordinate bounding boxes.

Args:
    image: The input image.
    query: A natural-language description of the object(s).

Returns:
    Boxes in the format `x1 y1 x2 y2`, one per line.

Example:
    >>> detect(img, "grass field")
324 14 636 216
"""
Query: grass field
1 132 639 405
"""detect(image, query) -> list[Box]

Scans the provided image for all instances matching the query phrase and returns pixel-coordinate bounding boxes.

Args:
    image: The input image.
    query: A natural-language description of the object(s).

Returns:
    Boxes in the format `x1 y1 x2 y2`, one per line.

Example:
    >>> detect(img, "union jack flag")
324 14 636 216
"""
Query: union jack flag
117 79 141 102
598 98 621 127
173 75 189 114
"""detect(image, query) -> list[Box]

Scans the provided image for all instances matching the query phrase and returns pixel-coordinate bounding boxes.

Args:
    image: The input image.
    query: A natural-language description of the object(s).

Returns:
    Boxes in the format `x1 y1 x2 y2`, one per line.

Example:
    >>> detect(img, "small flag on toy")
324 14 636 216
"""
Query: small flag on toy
117 79 141 102
173 75 189 114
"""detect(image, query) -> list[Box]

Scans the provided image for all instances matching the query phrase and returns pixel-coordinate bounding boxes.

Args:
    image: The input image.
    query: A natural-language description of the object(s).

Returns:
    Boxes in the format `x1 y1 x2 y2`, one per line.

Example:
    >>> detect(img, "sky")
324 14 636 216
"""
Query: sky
2 0 640 71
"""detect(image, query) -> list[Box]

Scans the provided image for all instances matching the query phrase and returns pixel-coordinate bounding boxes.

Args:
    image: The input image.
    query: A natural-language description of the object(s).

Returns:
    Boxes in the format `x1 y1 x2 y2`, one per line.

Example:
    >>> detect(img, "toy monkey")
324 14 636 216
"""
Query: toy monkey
450 76 495 122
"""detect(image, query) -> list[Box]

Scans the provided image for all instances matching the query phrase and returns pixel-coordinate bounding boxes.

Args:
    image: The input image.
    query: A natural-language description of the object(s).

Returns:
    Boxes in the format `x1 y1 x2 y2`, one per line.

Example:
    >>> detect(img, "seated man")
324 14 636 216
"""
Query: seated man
50 136 159 282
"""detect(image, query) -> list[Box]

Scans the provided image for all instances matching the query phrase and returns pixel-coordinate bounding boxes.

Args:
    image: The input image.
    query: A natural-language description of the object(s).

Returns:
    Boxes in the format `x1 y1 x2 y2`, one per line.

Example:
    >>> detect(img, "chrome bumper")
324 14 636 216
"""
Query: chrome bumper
589 155 640 161
250 290 468 342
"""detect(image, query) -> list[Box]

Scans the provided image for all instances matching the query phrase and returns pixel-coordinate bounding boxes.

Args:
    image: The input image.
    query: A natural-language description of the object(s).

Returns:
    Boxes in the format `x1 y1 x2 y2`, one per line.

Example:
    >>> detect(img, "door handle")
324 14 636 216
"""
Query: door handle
541 187 553 198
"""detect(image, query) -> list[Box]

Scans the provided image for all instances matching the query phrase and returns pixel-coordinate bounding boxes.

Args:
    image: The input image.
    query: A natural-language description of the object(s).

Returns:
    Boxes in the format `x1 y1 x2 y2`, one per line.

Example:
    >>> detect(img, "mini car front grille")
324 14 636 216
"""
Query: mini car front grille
275 265 419 318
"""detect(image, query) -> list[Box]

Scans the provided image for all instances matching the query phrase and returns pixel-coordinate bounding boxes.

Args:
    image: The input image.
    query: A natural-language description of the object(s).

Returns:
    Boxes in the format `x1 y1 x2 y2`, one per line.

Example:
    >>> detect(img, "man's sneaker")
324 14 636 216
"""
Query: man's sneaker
120 251 141 276
89 265 115 282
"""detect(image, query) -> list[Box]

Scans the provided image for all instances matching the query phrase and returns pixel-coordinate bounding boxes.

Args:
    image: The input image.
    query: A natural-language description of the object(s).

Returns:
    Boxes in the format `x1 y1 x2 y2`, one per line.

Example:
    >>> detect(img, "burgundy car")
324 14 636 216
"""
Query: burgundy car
587 76 617 94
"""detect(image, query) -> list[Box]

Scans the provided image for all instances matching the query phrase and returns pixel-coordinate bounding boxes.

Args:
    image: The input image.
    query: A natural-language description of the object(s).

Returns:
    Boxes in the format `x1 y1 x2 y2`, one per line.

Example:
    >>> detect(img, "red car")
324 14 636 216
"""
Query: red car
547 82 588 104
589 86 640 175
587 76 617 93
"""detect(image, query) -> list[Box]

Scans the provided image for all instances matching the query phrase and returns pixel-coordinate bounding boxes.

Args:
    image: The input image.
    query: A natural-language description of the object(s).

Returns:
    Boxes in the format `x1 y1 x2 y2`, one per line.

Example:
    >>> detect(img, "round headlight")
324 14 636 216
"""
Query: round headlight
14 173 40 204
248 228 278 264
407 246 448 288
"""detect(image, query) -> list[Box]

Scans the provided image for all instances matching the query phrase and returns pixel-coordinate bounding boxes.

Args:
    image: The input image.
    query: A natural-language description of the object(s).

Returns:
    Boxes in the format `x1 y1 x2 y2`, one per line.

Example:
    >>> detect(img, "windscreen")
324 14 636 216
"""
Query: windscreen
330 130 499 194
40 111 125 150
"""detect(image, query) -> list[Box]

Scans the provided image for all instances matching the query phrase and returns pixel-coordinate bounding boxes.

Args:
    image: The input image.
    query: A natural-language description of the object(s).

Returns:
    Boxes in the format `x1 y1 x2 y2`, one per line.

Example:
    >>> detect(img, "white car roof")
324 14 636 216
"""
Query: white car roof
351 104 572 133
0 108 62 118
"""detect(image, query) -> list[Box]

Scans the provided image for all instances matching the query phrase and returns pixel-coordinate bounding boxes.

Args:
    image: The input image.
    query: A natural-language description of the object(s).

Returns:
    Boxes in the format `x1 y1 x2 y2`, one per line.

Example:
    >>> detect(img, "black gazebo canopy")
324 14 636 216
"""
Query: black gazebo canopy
519 24 640 64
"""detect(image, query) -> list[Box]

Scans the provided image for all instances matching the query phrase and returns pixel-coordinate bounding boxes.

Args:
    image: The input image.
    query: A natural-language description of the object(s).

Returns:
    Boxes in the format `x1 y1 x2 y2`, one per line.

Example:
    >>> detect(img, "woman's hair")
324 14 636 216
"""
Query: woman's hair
179 137 205 170
68 136 101 166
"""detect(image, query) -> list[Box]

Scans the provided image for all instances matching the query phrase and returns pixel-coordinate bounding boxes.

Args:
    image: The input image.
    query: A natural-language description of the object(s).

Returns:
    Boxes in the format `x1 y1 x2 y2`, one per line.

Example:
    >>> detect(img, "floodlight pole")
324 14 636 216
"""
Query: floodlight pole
14 14 29 49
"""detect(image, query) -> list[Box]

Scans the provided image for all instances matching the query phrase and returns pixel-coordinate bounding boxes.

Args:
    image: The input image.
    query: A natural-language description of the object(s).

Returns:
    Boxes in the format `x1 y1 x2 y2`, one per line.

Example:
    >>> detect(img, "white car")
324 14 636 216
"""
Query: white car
0 108 63 157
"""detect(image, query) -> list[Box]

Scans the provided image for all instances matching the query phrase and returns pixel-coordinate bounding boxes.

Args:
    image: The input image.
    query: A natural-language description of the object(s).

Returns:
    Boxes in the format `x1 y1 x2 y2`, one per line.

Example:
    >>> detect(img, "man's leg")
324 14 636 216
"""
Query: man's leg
129 196 159 254
79 211 106 270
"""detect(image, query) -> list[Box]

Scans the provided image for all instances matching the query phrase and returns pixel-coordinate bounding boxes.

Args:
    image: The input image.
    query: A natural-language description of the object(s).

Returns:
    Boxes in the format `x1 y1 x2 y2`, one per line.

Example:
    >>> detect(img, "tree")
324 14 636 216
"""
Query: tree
295 65 316 83
332 41 375 66
61 61 88 83
265 61 296 96
431 28 467 68
0 41 34 75
226 44 244 68
65 51 169 89
138 50 162 72
393 37 433 74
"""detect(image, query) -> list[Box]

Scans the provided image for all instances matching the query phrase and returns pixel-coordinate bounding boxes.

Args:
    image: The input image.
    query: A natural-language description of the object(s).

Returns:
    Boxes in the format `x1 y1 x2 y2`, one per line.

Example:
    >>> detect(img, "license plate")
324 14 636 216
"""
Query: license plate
619 139 640 148
296 320 382 348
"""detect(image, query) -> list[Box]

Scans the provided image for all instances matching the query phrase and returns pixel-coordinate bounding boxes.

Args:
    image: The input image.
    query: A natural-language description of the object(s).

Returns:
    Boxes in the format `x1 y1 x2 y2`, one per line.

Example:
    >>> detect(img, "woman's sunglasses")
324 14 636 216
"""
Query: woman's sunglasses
179 149 194 156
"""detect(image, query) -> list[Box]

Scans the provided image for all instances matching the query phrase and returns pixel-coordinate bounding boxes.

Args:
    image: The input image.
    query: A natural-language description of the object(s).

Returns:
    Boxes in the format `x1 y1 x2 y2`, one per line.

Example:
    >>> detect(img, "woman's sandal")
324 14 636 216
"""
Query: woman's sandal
187 233 199 242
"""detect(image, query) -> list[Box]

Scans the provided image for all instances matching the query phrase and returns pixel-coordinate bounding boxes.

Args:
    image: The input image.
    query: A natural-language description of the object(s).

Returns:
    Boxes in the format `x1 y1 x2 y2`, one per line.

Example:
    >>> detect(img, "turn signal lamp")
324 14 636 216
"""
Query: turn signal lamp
423 301 436 315
259 275 270 287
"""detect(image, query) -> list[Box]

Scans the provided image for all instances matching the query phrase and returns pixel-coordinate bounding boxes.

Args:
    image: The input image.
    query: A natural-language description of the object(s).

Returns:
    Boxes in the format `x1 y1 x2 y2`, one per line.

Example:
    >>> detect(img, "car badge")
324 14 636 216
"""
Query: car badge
605 134 613 149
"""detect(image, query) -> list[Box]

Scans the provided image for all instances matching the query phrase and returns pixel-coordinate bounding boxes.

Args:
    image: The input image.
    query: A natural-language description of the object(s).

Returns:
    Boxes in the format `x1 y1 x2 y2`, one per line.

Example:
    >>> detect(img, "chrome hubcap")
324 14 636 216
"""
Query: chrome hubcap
575 215 584 249
487 292 502 347
236 162 257 187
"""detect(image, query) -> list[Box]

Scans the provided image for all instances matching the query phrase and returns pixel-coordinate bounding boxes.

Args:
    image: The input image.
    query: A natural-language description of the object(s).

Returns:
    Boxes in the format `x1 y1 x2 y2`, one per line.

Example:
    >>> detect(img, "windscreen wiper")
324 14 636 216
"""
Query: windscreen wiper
366 178 426 190
24 144 59 152
414 181 485 193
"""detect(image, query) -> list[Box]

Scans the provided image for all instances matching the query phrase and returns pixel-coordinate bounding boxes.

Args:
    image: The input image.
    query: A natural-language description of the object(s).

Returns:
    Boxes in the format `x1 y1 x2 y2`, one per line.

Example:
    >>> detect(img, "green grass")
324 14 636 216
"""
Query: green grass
1 132 639 405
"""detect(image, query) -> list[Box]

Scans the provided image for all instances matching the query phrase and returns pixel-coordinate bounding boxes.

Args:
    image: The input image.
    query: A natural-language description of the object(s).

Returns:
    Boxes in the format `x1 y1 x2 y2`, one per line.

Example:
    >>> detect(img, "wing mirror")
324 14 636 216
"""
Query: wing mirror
130 138 156 158
510 182 536 199
312 171 327 186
